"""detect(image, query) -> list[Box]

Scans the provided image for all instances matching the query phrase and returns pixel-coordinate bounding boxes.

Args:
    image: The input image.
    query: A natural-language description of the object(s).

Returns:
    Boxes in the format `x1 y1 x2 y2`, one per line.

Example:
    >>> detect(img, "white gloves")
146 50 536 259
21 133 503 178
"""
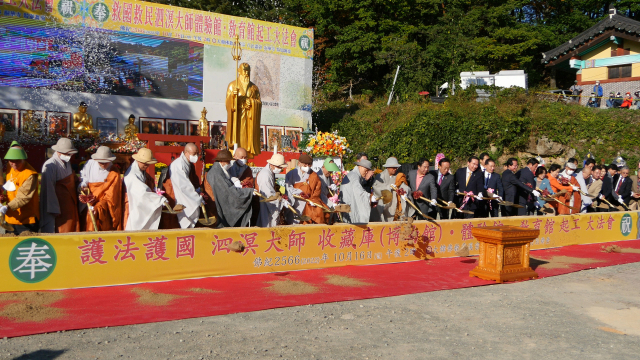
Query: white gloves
232 179 242 188
0 205 8 216
230 177 239 184
600 194 605 200
448 201 454 206
572 185 580 191
430 199 437 206
532 190 540 197
162 197 169 205
618 196 624 203
200 196 206 205
329 184 337 191
401 195 407 201
370 194 377 202
308 202 316 207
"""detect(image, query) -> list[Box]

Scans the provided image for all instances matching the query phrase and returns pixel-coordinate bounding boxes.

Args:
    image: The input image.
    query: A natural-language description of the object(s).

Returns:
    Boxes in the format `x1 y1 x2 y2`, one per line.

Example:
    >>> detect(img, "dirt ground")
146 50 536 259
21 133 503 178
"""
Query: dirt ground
1 261 639 360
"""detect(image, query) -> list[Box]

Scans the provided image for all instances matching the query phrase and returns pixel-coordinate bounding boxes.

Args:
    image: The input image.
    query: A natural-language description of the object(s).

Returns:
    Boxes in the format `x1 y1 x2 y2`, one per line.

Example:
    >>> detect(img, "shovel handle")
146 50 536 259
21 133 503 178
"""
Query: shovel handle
293 194 331 212
200 203 210 222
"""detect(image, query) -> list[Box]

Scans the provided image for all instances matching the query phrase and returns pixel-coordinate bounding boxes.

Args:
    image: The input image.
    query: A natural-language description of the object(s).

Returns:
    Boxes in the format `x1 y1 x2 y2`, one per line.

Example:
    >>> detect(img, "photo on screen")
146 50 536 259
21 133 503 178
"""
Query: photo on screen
96 117 118 137
166 119 187 135
0 109 19 137
47 112 71 137
0 20 204 101
139 117 164 134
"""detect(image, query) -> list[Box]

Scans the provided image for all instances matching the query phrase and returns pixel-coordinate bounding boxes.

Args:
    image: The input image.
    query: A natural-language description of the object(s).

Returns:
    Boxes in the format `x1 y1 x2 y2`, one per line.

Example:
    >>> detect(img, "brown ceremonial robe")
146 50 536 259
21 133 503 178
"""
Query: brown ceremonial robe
294 172 328 225
393 173 409 221
81 171 123 232
56 174 80 233
556 176 581 215
123 170 156 227
159 162 200 229
225 79 262 158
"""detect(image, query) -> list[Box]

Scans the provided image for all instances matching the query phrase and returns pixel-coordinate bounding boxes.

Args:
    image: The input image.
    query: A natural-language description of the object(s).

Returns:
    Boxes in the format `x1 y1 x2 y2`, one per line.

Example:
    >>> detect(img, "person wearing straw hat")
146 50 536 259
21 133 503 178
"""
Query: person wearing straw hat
256 153 288 227
159 143 202 229
372 157 414 222
317 157 341 209
285 153 328 225
0 141 39 234
40 137 80 233
123 148 168 230
207 150 254 228
340 159 376 224
77 146 122 231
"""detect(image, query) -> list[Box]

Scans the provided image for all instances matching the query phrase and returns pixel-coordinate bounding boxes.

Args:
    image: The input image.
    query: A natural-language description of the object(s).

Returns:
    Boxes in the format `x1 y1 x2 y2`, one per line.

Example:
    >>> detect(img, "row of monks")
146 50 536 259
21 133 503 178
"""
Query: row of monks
1 138 350 235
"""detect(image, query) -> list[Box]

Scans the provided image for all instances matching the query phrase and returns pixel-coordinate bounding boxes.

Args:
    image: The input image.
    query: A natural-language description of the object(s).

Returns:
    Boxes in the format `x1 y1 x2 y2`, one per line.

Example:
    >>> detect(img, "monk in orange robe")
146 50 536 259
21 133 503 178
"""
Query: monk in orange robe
78 146 123 232
547 164 581 215
285 154 328 225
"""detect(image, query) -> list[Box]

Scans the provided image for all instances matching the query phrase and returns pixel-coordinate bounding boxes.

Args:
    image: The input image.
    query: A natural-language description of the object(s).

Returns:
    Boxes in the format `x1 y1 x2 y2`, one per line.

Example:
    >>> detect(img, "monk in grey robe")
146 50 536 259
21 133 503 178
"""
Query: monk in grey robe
207 150 253 228
340 160 376 224
256 154 288 227
40 138 80 233
371 157 414 222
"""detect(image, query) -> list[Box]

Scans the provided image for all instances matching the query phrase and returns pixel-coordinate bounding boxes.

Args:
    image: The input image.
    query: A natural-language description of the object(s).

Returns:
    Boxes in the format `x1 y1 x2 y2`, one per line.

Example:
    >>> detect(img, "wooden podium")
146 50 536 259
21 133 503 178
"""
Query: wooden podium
469 226 539 283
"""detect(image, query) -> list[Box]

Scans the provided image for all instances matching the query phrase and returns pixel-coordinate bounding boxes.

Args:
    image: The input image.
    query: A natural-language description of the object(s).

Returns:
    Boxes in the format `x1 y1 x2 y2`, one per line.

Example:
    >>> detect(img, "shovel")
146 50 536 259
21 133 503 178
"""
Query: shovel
199 204 216 226
254 191 311 222
390 185 435 220
162 203 186 214
437 198 474 215
0 216 14 232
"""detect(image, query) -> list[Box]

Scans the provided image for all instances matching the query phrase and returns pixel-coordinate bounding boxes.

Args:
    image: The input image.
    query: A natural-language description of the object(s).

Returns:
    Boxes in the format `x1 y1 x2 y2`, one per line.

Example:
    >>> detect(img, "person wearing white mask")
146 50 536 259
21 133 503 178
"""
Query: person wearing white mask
207 150 254 228
124 148 168 230
256 153 287 227
159 142 203 229
1 141 39 235
285 153 328 225
40 137 80 233
228 147 259 225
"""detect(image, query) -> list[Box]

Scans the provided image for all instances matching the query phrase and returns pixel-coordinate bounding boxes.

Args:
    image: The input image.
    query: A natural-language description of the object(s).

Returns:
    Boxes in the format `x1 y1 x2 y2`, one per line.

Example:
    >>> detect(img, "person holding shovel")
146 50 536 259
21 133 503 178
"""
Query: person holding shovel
256 153 288 227
340 159 376 224
284 153 328 225
78 146 122 231
123 148 168 230
0 141 39 235
207 150 254 228
373 157 414 222
160 143 202 229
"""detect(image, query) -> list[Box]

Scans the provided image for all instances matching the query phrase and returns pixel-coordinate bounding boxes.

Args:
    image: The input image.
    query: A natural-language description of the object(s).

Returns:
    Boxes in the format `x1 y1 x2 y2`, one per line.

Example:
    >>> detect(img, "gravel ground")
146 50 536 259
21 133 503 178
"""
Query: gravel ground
2 261 639 360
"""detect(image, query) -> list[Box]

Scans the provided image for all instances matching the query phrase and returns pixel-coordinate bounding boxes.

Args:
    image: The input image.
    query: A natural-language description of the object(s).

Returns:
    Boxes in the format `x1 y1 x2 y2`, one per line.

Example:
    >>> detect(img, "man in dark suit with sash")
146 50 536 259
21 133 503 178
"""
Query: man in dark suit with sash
408 158 437 220
454 156 484 218
431 157 455 219
477 158 504 218
502 158 540 217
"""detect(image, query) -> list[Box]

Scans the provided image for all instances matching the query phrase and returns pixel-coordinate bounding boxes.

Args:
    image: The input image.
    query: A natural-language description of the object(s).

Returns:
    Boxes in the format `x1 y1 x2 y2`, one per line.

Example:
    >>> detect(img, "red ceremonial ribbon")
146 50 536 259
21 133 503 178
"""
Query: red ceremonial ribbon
460 191 475 210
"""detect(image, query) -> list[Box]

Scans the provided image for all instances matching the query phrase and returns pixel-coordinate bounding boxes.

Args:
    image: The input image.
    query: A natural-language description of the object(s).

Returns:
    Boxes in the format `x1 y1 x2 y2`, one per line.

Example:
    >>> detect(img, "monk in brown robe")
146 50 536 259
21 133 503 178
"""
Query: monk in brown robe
40 138 80 233
284 154 328 225
78 146 123 231
159 143 201 229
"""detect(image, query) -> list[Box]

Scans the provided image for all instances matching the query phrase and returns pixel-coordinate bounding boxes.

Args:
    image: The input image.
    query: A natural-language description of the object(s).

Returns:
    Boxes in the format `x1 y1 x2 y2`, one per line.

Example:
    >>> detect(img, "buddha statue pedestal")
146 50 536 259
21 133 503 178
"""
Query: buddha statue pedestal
469 226 539 283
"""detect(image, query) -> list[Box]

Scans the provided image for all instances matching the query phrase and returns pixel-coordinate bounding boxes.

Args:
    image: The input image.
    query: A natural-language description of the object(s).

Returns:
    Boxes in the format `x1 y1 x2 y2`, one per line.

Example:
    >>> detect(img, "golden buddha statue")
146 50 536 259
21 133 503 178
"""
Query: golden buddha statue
71 101 97 136
124 114 139 142
21 110 40 137
198 107 209 137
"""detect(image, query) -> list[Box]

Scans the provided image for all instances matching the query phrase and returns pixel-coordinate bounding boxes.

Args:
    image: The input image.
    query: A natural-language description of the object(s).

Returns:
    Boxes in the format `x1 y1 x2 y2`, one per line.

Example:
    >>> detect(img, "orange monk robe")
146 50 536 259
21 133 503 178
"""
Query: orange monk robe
203 175 218 223
547 174 581 215
295 172 329 225
81 171 123 232
123 170 156 227
393 173 409 221
225 79 262 158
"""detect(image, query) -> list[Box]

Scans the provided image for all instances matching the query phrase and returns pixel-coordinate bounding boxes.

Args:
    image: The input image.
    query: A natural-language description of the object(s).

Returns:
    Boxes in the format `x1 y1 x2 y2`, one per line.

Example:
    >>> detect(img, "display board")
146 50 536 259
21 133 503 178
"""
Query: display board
1 211 638 292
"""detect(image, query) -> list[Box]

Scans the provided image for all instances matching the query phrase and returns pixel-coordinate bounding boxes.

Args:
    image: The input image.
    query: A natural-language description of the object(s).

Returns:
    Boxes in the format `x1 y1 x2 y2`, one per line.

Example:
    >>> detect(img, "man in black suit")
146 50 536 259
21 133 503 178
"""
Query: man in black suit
501 158 540 217
477 158 504 218
453 156 484 218
408 158 437 220
431 157 455 219
612 166 632 210
599 164 618 212
516 158 539 216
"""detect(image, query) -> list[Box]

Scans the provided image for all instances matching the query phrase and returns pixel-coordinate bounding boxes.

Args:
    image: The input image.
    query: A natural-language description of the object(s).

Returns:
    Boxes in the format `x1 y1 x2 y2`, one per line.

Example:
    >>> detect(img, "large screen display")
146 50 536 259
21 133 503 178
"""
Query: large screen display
0 20 203 101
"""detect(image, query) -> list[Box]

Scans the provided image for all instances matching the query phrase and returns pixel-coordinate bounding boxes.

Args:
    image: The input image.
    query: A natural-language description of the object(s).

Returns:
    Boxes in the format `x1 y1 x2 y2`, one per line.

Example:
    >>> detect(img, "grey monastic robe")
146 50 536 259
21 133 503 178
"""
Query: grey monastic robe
40 153 74 233
207 162 253 228
284 167 310 225
256 166 285 227
339 168 371 224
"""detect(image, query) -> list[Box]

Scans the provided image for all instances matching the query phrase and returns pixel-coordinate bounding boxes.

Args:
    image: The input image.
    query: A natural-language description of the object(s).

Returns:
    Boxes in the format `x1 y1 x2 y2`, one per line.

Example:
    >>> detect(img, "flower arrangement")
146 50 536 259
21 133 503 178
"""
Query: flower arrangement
559 176 570 186
305 131 351 157
412 190 423 199
113 140 147 154
205 163 214 171
155 162 168 172
247 161 256 167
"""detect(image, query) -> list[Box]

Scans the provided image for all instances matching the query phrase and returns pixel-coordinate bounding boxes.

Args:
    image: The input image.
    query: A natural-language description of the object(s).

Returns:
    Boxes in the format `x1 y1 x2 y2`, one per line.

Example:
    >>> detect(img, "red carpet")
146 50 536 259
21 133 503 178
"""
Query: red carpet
1 240 640 338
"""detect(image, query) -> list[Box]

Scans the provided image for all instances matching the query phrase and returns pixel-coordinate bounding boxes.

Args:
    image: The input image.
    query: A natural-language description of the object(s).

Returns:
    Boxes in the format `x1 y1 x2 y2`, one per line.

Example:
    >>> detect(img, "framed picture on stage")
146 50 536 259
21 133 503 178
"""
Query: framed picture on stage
209 121 227 149
139 117 164 135
0 108 19 138
47 112 71 137
261 126 267 151
284 127 303 152
266 126 284 152
188 120 200 136
19 109 46 135
96 117 118 137
166 119 188 136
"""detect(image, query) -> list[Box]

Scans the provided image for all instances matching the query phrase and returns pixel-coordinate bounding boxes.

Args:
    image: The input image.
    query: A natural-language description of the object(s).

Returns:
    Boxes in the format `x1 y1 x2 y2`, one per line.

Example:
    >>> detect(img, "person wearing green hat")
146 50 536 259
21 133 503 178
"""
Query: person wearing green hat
316 157 340 209
0 141 39 234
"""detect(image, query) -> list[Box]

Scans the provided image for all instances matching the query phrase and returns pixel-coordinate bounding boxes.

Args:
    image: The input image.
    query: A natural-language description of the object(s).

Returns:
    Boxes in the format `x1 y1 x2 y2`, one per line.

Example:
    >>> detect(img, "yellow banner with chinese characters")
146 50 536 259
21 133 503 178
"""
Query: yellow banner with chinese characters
1 211 638 292
0 0 313 59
